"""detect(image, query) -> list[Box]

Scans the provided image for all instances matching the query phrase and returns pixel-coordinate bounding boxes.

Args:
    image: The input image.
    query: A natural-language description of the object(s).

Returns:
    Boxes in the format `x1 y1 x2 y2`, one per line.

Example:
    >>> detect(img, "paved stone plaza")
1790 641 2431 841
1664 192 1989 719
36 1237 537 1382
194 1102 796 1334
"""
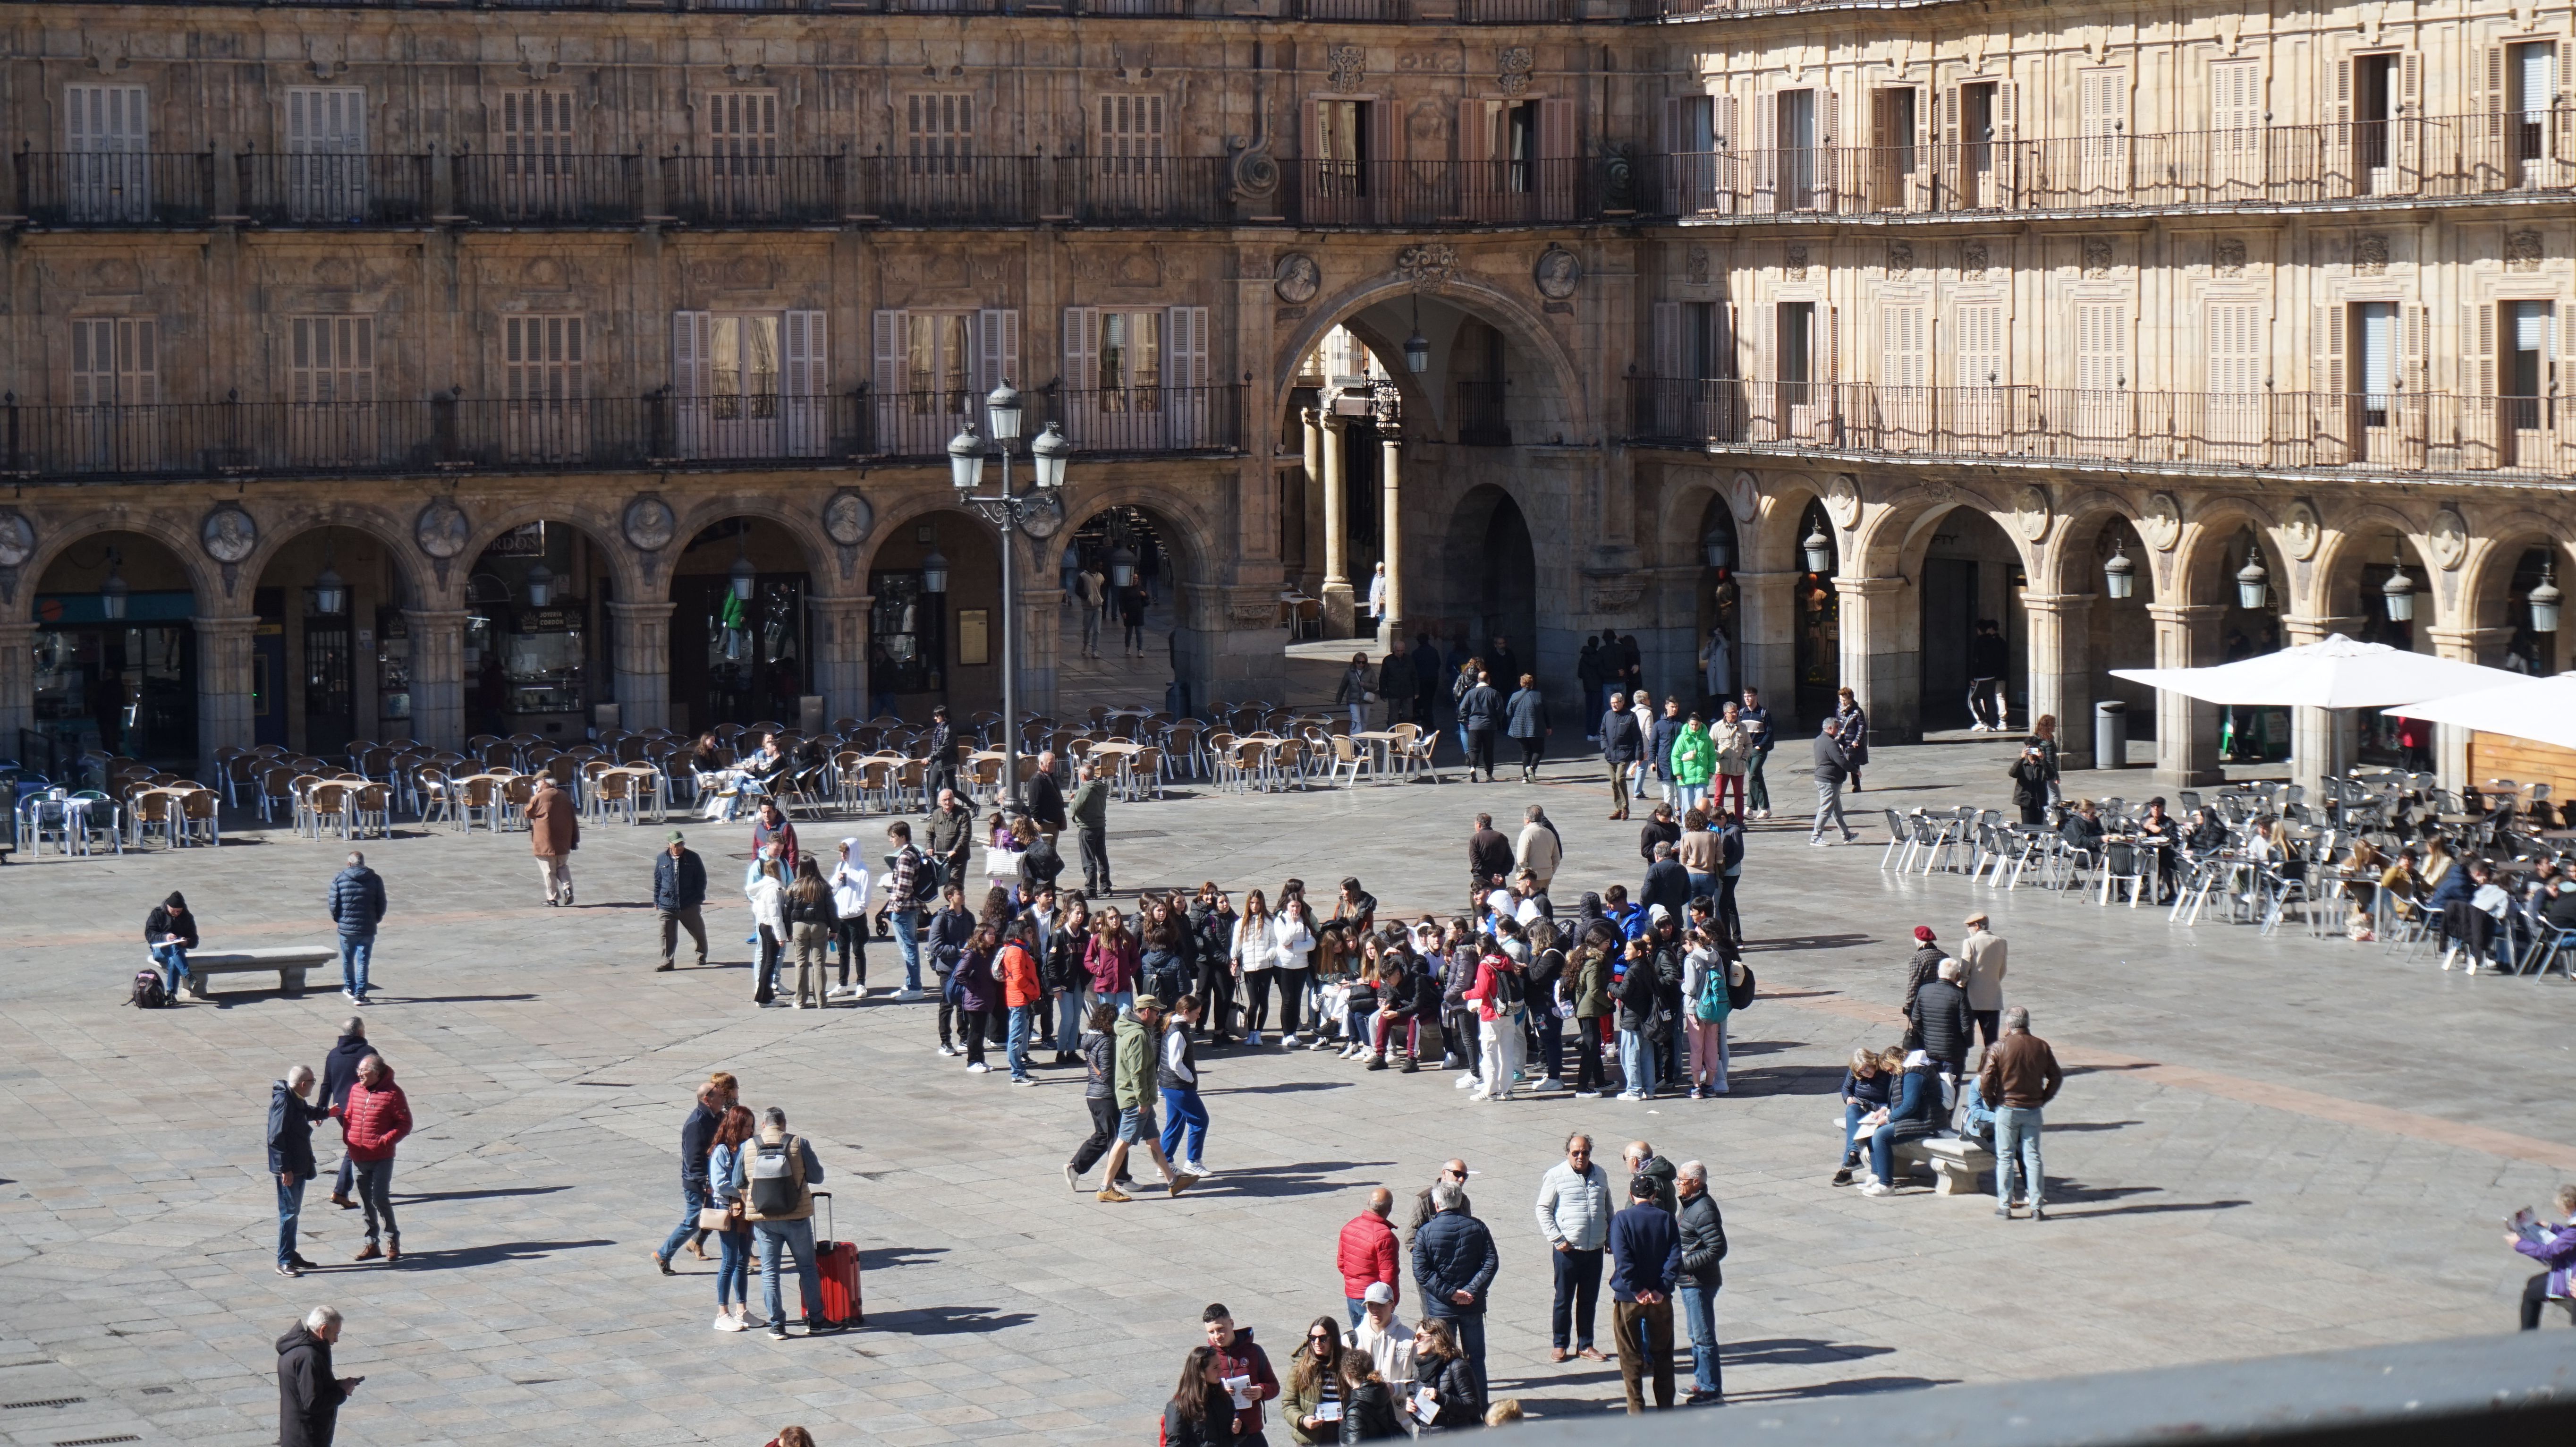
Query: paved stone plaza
1 733 2569 1446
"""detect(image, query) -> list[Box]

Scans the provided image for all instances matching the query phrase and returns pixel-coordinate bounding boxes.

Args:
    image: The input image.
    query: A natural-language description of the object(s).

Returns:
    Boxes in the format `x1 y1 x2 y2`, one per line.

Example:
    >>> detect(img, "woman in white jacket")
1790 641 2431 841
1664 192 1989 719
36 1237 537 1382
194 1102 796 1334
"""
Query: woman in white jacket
745 856 788 1006
828 838 871 1001
1232 889 1277 1045
1270 893 1318 1047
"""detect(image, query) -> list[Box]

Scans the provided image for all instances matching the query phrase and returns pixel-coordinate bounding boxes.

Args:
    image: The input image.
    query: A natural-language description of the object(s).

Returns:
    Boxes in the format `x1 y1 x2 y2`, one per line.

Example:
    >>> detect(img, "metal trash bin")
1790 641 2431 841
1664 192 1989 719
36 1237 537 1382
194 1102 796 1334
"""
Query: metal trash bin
2094 700 2128 771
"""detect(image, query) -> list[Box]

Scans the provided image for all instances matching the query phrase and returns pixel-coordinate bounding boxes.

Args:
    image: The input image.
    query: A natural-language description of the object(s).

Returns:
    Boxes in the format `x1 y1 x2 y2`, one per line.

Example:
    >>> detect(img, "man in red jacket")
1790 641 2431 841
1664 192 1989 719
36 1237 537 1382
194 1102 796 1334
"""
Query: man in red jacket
1201 1303 1280 1440
334 1055 413 1263
1336 1187 1400 1328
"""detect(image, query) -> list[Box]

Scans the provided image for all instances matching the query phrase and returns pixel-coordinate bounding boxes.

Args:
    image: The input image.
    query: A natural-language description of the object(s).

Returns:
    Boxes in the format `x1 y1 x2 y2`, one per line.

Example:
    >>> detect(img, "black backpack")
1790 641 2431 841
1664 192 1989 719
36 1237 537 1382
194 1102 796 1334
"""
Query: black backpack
746 1132 805 1217
1494 961 1526 1011
129 970 169 1009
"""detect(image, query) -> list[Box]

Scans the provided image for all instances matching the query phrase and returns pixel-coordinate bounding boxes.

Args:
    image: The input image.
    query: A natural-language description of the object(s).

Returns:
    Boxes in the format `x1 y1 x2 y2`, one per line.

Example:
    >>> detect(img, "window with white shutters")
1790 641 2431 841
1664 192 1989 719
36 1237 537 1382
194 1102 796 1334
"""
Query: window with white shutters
285 87 368 222
497 89 578 219
503 314 586 461
1776 301 1815 412
2074 300 2129 441
706 91 779 216
670 310 827 460
1098 94 1165 175
1955 300 2005 388
2505 300 2552 434
907 93 974 177
2209 60 2262 195
2205 301 2264 448
1166 305 1212 446
68 316 160 468
2077 68 2128 202
1098 311 1164 409
2509 42 2555 167
2354 301 2397 412
869 310 986 457
64 85 150 222
288 315 376 464
1774 89 1816 209
1878 303 1926 389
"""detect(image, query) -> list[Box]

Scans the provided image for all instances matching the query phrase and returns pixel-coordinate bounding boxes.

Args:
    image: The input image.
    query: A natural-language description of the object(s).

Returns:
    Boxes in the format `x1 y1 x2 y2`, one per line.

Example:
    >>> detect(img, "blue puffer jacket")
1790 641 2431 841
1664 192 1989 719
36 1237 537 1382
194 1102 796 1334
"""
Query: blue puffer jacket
1410 1209 1499 1316
326 865 387 937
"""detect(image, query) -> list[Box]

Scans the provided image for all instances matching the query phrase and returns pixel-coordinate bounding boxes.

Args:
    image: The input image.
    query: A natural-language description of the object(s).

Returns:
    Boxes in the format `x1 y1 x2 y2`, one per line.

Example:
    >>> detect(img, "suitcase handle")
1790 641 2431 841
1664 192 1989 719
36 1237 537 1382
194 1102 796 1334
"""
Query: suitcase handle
811 1189 831 1243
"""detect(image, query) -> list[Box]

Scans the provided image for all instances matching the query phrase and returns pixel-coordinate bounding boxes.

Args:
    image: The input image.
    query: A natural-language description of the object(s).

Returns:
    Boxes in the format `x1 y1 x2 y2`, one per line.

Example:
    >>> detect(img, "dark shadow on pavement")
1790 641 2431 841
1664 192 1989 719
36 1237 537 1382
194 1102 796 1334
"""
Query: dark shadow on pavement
1726 1374 1957 1402
342 1237 614 1270
858 1244 950 1272
2061 1062 2161 1077
1722 1338 1897 1366
2033 1182 2162 1206
384 994 542 1004
2043 1120 2144 1132
394 1186 571 1202
1205 1080 1350 1096
868 1305 1036 1335
1722 1064 1845 1096
1193 1160 1394 1200
1720 1037 1806 1058
1745 934 1874 953
2059 1199 2252 1217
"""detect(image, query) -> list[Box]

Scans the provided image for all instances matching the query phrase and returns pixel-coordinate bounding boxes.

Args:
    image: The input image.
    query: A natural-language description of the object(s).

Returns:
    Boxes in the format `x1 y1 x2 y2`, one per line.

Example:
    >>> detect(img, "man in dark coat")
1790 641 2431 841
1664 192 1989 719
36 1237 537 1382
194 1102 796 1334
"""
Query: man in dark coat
277 1306 356 1447
1411 1181 1499 1400
1468 813 1515 915
1411 630 1444 728
1606 1176 1682 1413
1457 669 1505 783
1674 1160 1729 1404
269 1065 329 1276
1600 691 1644 821
1377 639 1417 728
324 852 387 1006
1639 842 1692 924
1025 750 1069 847
1899 926 1946 1015
321 1019 372 1209
1909 957 1977 1077
653 831 710 971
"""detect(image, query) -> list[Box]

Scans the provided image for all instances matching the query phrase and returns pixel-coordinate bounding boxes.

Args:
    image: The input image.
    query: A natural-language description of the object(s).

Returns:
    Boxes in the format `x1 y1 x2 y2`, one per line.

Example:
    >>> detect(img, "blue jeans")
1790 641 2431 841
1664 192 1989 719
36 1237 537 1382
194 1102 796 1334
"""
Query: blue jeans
154 942 190 997
276 1173 307 1267
1159 1086 1208 1163
1839 1101 1871 1164
658 1175 707 1263
1995 1105 2045 1208
1346 1295 1366 1330
754 1217 821 1328
1430 1311 1487 1401
351 1157 397 1244
1007 1004 1035 1081
890 910 922 991
1676 1279 1722 1397
1618 1028 1656 1098
1053 991 1083 1054
339 934 375 997
716 1226 752 1309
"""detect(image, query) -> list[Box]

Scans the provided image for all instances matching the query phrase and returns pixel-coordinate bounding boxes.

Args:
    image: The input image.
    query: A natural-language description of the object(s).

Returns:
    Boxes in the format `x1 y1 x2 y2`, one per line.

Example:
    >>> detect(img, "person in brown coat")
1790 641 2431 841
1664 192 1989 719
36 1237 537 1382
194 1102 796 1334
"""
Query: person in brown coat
528 776 581 906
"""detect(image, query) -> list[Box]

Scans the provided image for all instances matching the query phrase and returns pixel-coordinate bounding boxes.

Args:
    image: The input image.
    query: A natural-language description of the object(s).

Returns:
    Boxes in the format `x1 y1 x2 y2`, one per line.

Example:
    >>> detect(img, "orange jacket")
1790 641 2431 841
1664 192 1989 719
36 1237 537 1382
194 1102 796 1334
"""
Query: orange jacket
999 941 1042 1009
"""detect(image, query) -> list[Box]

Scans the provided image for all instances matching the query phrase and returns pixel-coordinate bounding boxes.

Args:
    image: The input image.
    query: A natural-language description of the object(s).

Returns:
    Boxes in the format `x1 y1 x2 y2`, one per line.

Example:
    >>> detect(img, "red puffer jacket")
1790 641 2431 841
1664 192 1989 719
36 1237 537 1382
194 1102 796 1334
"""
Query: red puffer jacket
337 1070 413 1163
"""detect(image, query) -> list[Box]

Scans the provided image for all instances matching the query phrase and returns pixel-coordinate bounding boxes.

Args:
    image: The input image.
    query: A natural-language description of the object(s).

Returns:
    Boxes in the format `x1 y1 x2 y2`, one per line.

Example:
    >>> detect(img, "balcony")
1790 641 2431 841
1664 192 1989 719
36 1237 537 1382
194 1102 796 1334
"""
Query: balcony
451 153 646 224
0 385 1244 483
236 152 435 226
1640 112 2576 221
1285 156 1599 227
5 151 217 226
1628 378 2576 483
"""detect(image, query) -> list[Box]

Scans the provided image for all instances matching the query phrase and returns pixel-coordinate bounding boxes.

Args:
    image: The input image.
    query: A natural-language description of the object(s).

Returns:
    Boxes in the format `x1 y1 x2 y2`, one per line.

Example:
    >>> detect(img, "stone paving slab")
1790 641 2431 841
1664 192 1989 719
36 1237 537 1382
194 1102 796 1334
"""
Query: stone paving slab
0 732 2567 1443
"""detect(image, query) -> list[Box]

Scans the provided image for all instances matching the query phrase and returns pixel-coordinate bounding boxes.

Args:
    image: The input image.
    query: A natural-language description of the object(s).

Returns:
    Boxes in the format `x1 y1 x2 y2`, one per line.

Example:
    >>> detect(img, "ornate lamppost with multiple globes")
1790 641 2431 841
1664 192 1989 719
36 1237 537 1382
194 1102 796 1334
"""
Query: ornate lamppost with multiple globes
947 382 1072 810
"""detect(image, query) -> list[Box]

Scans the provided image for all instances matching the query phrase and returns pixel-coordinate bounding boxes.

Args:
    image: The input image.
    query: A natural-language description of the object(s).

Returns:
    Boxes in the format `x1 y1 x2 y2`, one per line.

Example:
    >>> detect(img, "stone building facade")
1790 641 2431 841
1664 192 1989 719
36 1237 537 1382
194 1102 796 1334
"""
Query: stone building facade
0 0 2568 793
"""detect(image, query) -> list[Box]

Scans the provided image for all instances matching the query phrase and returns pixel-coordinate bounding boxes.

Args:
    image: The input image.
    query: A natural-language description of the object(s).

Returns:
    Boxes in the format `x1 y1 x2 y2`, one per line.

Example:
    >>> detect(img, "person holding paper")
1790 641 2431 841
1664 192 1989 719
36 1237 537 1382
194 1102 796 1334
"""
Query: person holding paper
1407 1318 1481 1430
1201 1304 1280 1441
1282 1316 1348 1444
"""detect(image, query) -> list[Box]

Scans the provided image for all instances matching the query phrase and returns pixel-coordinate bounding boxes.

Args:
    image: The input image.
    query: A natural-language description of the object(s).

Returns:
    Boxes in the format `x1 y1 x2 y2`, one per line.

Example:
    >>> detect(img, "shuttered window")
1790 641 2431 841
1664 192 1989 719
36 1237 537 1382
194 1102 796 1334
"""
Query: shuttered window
290 316 375 404
285 87 367 222
907 93 974 175
2206 303 2263 393
2355 301 2397 405
2075 302 2127 392
1878 303 1926 388
65 85 150 222
1956 301 2005 387
70 317 157 407
503 314 586 461
1099 94 1164 174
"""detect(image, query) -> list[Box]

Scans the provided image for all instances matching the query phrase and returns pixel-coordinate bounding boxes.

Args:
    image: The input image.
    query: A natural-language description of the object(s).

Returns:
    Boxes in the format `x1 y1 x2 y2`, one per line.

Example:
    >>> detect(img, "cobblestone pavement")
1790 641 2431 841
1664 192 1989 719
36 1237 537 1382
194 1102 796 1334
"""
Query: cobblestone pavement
0 732 2568 1446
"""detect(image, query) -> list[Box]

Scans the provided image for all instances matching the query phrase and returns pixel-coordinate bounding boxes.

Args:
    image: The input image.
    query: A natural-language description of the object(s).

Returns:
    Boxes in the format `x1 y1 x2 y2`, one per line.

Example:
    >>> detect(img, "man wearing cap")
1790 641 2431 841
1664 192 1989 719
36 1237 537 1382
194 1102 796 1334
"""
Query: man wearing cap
652 831 710 971
1900 925 1945 1015
1959 913 2008 1064
1346 1281 1415 1385
1096 995 1192 1201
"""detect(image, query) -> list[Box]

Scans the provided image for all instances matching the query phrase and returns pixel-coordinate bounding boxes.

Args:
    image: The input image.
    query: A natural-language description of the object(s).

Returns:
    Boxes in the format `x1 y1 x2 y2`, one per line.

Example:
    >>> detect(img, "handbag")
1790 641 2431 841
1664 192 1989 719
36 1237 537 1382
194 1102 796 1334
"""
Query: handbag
697 1206 736 1232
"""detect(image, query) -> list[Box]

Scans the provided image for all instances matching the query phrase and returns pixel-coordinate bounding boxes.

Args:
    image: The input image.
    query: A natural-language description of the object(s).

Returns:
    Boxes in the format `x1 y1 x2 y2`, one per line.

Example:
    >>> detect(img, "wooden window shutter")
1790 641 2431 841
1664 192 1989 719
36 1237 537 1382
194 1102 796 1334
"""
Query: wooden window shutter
1941 84 1958 144
783 310 827 455
970 308 1015 393
1713 94 1737 151
2489 47 2506 138
1652 301 1683 378
872 310 904 400
1166 305 1210 443
673 310 709 455
2405 304 2426 392
1753 90 1776 207
1994 79 2017 142
2327 304 2347 395
2477 302 2496 394
1062 307 1100 392
1826 306 1840 384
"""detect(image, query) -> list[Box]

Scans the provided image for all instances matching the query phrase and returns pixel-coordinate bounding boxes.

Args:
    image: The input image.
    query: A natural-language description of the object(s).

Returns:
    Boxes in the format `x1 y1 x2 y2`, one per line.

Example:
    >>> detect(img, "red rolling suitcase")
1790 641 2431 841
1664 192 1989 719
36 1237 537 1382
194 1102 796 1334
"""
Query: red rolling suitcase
802 1191 863 1330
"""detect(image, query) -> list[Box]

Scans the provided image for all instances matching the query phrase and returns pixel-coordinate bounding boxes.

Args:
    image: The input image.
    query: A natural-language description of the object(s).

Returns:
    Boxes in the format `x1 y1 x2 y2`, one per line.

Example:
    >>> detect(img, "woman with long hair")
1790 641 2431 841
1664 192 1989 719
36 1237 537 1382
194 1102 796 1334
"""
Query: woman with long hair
954 923 1002 1072
1163 1345 1239 1447
1410 1317 1480 1428
1141 895 1192 1010
786 858 834 1010
1045 894 1093 1063
1271 889 1319 1047
1062 1002 1124 1192
1233 888 1276 1045
1084 906 1140 1013
1283 1314 1348 1445
704 1104 761 1331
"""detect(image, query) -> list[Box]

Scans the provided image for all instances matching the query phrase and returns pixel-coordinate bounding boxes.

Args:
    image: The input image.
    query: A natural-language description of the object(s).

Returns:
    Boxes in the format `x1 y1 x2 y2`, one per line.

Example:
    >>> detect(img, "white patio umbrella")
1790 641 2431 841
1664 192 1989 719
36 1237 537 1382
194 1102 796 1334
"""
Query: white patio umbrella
2110 633 2521 708
2376 672 2576 751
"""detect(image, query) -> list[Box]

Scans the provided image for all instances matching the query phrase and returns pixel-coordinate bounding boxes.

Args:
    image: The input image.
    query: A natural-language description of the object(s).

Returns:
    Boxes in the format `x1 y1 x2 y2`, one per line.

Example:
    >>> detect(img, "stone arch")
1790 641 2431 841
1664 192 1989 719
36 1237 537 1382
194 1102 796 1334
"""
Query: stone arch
2459 508 2575 634
232 502 436 611
1441 482 1542 672
668 491 842 590
2043 489 2151 599
2168 495 2280 607
2308 501 2432 625
1844 481 2023 582
16 506 224 610
1270 272 1592 444
455 500 652 608
1744 469 1827 572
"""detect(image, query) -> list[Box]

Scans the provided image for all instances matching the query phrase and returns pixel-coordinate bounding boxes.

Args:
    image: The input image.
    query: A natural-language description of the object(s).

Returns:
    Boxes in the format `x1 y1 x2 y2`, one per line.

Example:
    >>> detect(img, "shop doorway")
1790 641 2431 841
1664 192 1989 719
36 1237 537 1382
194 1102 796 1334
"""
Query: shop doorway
31 531 197 767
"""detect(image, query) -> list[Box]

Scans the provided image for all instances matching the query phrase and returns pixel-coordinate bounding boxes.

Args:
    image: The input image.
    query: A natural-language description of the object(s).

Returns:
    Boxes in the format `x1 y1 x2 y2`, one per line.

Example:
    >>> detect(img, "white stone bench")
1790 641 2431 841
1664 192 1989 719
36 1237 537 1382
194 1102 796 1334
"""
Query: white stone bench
1894 1135 1996 1196
159 945 340 999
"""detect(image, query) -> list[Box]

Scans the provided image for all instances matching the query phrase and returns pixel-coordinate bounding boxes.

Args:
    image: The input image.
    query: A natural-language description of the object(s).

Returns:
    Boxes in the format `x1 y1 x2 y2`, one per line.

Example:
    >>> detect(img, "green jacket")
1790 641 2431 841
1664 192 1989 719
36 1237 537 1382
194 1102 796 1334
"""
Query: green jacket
1670 725 1715 787
1112 1013 1154 1109
1071 778 1110 830
1572 947 1612 1020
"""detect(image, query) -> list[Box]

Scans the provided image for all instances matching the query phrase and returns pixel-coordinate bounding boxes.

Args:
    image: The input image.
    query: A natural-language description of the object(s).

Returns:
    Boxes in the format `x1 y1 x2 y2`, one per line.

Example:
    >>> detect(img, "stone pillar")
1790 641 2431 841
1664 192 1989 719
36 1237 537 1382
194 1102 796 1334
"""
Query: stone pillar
0 621 34 752
1017 583 1062 722
402 608 468 750
1317 410 1354 637
2425 625 2514 793
1833 575 1917 743
804 595 871 727
1735 570 1800 725
1377 427 1405 650
2146 603 2225 786
194 614 262 771
2022 593 2097 767
2281 613 2367 798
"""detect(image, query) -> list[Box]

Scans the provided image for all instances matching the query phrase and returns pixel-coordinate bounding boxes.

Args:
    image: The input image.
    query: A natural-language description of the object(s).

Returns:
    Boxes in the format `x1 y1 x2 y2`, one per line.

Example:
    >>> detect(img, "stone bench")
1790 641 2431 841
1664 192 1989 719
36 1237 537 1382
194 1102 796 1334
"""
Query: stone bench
1894 1135 1996 1196
160 945 340 999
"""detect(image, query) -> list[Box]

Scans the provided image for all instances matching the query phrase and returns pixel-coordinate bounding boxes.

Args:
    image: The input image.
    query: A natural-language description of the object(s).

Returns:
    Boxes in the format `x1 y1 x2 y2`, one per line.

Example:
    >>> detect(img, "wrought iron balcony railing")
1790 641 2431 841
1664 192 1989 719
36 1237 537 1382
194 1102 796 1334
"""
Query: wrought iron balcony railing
1628 378 2576 482
0 385 1245 483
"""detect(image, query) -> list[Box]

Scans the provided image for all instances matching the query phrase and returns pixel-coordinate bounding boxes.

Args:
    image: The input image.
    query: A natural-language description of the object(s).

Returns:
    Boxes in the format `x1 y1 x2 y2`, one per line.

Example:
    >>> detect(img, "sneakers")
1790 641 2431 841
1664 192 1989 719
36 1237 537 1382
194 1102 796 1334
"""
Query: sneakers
766 1325 790 1341
1009 1074 1034 1085
1096 1185 1133 1203
1858 1181 1892 1198
1183 1161 1210 1178
1064 1163 1082 1193
965 1061 991 1073
1245 1030 1264 1047
936 1043 960 1057
655 962 676 972
1365 1055 1388 1072
1399 1059 1419 1074
1830 1166 1853 1186
1574 1089 1602 1099
276 1262 302 1278
1455 1074 1478 1090
895 988 925 1002
715 1312 747 1332
2030 1204 2048 1221
1168 1172 1201 1198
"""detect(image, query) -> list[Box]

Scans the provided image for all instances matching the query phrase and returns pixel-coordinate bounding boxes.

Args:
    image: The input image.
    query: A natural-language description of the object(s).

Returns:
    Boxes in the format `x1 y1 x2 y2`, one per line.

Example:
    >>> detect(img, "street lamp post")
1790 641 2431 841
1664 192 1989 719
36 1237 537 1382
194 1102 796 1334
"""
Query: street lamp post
949 382 1072 813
